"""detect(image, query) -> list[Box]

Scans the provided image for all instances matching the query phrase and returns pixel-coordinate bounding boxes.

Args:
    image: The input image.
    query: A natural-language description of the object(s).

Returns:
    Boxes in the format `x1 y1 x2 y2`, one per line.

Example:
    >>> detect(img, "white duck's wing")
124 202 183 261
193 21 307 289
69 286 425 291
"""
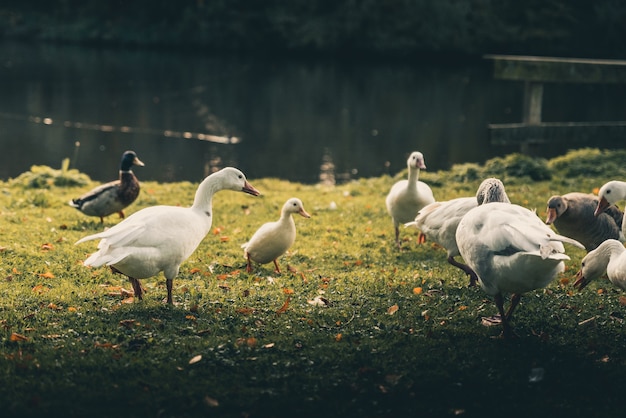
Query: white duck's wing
412 197 476 255
457 203 583 295
77 206 210 274
243 219 296 264
477 204 583 255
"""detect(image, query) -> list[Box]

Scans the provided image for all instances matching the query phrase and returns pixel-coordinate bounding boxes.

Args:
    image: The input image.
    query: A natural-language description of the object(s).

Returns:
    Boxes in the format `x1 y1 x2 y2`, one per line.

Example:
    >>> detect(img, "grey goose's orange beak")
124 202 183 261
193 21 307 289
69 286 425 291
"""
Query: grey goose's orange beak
594 197 610 217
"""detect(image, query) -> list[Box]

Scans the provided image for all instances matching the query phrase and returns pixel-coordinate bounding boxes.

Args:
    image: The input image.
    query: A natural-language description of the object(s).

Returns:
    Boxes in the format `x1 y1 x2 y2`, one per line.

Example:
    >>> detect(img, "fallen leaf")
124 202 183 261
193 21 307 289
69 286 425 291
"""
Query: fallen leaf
282 288 294 295
38 272 55 279
32 284 49 294
10 333 29 342
335 333 343 342
41 243 54 251
189 354 202 365
246 337 257 347
262 343 275 349
481 316 502 327
119 319 136 328
94 342 119 349
619 296 626 306
47 303 62 310
276 297 290 315
387 304 399 315
220 236 229 242
189 268 201 274
236 307 255 315
413 287 423 295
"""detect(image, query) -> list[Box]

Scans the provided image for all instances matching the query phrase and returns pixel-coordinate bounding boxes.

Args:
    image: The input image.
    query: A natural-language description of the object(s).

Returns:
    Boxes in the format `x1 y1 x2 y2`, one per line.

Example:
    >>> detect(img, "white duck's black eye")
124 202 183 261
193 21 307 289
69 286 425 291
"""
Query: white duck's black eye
238 175 243 179
606 189 612 195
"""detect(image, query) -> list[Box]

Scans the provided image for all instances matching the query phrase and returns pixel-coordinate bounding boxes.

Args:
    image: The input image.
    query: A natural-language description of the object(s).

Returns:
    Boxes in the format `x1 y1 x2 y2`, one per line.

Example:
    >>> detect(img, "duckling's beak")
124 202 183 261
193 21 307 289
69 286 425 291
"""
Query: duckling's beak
594 197 609 217
545 208 557 224
299 208 311 218
573 269 590 291
242 181 261 196
134 157 145 167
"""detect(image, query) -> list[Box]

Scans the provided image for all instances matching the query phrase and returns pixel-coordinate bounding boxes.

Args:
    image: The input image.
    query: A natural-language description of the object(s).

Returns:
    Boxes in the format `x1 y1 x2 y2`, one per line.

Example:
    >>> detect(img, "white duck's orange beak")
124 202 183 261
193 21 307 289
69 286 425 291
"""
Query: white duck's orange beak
299 208 311 218
242 181 261 196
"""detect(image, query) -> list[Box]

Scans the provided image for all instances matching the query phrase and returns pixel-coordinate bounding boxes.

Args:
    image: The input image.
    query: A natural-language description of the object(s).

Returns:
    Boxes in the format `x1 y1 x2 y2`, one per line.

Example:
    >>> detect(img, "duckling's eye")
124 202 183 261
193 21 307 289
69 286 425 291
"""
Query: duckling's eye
292 202 297 207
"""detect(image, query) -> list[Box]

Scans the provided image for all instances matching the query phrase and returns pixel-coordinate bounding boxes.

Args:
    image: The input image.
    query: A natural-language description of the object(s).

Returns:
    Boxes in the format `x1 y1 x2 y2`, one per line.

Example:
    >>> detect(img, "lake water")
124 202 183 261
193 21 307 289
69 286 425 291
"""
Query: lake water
1 41 624 184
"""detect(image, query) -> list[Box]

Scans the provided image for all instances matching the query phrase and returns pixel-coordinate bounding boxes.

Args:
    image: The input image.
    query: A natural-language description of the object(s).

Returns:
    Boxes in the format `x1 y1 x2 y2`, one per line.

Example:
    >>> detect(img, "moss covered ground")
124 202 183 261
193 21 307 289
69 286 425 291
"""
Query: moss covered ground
1 148 626 418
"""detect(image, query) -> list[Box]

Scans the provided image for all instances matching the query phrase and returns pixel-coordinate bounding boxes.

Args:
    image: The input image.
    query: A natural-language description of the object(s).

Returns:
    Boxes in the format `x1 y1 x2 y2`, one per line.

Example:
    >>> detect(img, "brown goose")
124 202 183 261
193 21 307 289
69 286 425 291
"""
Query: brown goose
545 192 624 251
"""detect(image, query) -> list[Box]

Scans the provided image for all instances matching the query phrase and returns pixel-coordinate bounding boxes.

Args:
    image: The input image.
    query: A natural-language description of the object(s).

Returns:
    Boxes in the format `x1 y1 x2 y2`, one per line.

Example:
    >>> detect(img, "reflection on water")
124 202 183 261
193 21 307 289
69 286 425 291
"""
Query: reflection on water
0 41 625 184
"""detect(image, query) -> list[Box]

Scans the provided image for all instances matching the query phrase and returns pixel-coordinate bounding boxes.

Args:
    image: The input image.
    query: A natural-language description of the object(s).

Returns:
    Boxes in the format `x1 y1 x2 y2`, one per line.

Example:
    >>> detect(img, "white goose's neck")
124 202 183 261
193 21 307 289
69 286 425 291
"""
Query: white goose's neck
603 240 626 257
407 166 420 184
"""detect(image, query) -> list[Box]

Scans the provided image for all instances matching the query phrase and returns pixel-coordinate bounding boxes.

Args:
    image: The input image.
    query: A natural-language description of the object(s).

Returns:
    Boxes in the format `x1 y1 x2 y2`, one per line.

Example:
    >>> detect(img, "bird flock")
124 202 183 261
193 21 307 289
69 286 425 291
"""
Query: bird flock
70 149 626 338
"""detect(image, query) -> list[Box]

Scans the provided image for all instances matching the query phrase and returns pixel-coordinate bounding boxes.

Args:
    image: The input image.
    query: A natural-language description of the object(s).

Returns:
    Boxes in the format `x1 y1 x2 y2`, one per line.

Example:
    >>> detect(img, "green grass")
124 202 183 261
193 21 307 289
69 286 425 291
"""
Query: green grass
2 148 626 418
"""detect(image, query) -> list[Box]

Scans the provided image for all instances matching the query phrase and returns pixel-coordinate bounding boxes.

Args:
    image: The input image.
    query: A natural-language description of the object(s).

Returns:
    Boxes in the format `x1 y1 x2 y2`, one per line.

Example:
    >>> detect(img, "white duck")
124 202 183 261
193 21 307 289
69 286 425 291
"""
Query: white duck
595 180 626 238
75 167 260 304
385 151 435 246
545 192 624 251
242 197 310 273
456 202 584 337
408 177 510 286
574 239 626 291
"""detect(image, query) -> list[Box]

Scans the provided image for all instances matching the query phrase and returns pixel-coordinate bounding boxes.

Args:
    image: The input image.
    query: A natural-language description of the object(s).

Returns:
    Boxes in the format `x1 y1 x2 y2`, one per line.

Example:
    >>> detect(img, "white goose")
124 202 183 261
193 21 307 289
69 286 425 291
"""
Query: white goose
242 197 310 273
574 239 626 291
76 167 260 304
456 202 584 337
385 151 435 246
408 177 510 286
595 180 626 238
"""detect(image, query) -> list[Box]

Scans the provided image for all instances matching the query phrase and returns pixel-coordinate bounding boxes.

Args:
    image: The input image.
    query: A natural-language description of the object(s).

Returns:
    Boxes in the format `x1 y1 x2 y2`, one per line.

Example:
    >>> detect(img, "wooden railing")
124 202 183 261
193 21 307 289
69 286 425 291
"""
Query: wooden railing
484 54 626 151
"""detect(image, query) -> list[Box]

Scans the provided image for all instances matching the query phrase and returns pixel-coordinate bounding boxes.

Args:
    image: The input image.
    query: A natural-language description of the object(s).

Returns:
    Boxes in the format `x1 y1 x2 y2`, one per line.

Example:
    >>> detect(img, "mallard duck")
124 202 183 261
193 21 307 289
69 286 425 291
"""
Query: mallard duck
574 239 626 291
595 180 626 238
408 177 510 286
69 150 144 223
385 151 435 247
75 167 260 304
242 197 310 273
456 202 584 337
545 192 624 251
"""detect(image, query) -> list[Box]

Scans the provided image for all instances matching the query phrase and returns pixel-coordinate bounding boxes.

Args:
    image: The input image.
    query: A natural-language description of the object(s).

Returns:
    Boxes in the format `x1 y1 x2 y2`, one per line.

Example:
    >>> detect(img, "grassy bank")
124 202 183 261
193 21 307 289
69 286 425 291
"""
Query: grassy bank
1 148 626 418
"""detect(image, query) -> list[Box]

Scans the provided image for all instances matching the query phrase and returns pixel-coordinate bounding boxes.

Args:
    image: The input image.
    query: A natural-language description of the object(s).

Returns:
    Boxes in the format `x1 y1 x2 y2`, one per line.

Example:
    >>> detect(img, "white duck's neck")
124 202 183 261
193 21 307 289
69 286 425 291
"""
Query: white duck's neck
191 173 222 212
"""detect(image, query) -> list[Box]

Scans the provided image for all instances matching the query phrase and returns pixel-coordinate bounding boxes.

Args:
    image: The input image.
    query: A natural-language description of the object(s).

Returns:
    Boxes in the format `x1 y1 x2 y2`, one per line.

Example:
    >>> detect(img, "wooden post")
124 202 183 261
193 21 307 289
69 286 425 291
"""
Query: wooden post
523 82 543 125
521 81 543 153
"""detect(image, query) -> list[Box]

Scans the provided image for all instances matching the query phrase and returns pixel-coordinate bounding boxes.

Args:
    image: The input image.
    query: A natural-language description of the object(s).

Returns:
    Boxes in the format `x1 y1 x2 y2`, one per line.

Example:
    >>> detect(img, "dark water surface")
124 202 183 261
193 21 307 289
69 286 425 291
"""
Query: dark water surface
1 41 624 184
